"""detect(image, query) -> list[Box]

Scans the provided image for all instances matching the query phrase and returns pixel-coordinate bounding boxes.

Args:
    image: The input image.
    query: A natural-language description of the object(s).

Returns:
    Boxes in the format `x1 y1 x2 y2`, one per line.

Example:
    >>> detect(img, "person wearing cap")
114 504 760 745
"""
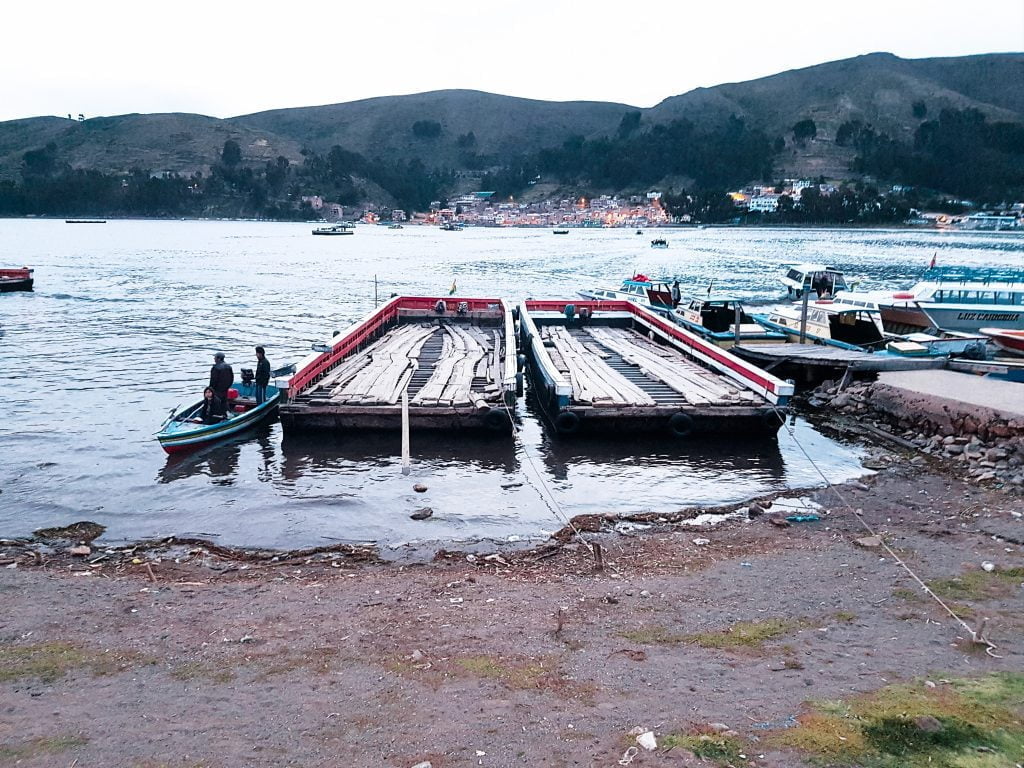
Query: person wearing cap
209 352 234 416
254 346 271 405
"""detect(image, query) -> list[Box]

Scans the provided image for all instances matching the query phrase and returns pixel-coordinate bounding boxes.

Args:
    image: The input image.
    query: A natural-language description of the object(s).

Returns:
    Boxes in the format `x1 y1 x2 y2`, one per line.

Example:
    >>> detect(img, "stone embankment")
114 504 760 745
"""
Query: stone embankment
810 370 1024 489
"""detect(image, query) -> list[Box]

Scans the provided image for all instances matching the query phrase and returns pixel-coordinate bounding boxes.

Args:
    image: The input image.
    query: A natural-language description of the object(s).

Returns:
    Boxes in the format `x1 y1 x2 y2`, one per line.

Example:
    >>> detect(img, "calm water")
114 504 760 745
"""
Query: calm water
1 221 1021 551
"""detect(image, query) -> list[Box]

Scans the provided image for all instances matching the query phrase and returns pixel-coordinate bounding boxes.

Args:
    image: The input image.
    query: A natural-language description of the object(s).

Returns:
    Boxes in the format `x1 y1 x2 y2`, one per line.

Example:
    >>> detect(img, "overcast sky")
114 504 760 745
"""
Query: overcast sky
3 0 1021 122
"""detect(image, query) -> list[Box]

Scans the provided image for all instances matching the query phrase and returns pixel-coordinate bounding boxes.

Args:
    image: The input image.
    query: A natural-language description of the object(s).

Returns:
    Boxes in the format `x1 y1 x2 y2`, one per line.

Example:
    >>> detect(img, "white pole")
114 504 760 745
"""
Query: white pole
401 386 411 475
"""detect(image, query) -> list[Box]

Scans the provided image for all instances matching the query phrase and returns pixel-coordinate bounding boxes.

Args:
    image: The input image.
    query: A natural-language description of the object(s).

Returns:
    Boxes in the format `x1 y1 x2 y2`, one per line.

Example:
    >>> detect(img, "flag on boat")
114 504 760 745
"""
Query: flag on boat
449 279 457 295
929 253 937 269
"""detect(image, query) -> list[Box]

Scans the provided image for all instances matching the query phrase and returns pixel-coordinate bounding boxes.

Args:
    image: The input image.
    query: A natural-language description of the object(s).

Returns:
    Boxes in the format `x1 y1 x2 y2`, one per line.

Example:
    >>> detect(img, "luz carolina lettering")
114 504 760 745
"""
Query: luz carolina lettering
956 312 1021 321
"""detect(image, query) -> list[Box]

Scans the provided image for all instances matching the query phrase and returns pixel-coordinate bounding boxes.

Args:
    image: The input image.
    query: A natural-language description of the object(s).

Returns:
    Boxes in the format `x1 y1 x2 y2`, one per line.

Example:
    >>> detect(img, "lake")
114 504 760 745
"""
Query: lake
1 220 1020 551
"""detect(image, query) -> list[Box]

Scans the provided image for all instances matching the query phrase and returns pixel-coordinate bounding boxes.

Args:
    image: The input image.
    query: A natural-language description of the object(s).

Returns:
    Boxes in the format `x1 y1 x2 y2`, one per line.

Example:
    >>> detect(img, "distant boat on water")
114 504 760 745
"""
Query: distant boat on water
553 229 569 235
65 219 106 224
651 238 668 248
0 267 34 292
312 222 355 235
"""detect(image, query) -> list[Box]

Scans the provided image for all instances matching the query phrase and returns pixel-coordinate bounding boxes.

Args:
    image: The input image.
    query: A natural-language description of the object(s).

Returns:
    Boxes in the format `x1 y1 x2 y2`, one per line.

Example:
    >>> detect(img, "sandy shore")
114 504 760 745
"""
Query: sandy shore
1 441 1022 767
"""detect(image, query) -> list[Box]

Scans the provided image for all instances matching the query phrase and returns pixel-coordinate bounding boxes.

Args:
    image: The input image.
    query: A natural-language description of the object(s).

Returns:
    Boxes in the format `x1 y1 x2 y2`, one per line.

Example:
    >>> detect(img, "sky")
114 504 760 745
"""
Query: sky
3 0 1022 122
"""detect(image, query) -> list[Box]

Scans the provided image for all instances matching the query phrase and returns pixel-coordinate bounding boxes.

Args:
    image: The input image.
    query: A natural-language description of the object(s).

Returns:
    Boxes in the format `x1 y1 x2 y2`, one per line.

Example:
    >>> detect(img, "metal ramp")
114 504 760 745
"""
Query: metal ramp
569 328 689 406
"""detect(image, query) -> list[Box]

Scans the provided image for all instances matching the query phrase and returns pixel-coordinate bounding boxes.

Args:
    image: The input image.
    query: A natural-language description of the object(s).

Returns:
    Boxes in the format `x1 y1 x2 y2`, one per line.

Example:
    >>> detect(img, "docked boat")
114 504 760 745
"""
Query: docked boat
754 296 987 357
650 238 668 248
440 222 464 231
157 381 281 454
280 296 517 434
520 299 793 437
661 294 788 347
837 266 1024 334
0 267 34 292
312 222 355 235
578 274 673 308
553 229 569 235
980 328 1024 357
388 223 404 230
780 263 851 300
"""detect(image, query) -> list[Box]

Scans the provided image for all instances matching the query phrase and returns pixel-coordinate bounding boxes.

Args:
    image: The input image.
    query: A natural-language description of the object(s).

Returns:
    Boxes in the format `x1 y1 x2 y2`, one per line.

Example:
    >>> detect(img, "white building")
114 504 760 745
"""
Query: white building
748 195 780 213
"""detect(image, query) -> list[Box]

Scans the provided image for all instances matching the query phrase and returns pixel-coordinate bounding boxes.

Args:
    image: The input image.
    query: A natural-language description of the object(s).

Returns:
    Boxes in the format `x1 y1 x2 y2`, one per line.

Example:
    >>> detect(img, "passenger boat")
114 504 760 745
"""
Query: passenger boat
838 266 1024 334
578 274 673 308
650 238 668 248
660 294 788 347
979 328 1024 357
157 382 282 454
754 297 987 357
280 296 517 434
440 222 464 231
780 263 851 300
0 267 34 292
388 223 404 230
312 222 355 235
520 299 792 437
553 229 569 235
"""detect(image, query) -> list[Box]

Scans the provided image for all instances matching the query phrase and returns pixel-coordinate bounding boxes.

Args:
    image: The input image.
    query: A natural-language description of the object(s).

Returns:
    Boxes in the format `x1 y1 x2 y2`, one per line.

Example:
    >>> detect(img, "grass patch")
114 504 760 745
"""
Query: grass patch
0 642 128 682
686 618 807 650
619 626 685 646
169 661 236 683
0 734 88 761
927 567 1024 601
455 655 548 690
833 610 857 623
661 731 747 765
771 673 1024 767
170 647 340 683
893 587 924 602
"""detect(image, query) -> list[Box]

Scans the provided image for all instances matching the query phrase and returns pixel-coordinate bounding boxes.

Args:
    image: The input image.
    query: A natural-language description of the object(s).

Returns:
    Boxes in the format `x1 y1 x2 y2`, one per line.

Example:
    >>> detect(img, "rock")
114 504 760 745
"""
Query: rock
986 448 1007 462
413 483 428 493
913 715 944 733
636 731 657 751
707 722 731 732
602 594 619 604
832 393 852 409
409 649 424 661
769 517 790 528
977 472 996 482
963 417 979 434
981 561 995 572
944 444 964 455
639 590 652 598
68 545 91 557
691 538 710 546
410 507 433 520
410 762 433 768
854 535 883 548
748 502 766 517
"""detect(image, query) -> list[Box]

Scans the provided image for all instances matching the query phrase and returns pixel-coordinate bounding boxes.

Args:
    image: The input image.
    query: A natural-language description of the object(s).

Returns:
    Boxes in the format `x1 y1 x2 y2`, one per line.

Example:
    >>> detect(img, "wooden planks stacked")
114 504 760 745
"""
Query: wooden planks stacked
540 325 656 407
327 324 438 405
585 327 760 406
413 324 492 407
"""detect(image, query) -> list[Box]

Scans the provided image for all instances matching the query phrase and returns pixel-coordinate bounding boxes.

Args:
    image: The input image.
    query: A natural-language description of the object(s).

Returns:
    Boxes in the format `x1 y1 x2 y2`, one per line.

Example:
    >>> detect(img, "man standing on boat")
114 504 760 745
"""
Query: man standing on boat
209 352 234 416
254 346 270 405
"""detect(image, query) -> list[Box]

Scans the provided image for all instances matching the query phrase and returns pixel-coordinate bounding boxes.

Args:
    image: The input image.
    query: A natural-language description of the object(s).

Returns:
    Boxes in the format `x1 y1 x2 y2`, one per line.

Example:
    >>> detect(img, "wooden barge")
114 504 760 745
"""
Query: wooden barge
520 300 793 437
280 296 518 434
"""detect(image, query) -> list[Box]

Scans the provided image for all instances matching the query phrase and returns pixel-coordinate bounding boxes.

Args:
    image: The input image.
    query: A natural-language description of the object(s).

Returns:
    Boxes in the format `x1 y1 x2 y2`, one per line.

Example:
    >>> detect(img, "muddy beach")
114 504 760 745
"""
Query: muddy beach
2 434 1022 768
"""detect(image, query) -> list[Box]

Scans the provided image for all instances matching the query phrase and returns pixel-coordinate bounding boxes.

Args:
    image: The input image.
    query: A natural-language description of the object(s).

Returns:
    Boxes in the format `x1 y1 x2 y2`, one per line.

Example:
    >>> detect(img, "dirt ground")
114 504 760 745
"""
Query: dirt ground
1 444 1022 767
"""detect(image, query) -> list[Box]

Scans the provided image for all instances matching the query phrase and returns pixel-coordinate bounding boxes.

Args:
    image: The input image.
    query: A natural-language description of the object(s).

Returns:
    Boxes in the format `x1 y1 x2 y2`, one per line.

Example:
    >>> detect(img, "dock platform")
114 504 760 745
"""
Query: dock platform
280 297 518 434
521 300 793 436
733 343 947 382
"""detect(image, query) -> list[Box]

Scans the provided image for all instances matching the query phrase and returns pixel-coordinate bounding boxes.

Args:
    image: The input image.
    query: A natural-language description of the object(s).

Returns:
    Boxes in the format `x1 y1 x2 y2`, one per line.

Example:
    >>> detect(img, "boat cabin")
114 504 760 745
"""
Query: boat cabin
764 299 885 349
579 274 673 308
780 263 849 300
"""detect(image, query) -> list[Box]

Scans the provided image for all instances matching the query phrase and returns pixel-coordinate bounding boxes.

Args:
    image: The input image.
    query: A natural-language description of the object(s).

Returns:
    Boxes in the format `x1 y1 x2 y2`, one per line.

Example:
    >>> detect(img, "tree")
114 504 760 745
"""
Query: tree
616 111 641 139
792 119 817 144
912 101 928 120
456 131 476 148
412 120 442 139
221 139 242 167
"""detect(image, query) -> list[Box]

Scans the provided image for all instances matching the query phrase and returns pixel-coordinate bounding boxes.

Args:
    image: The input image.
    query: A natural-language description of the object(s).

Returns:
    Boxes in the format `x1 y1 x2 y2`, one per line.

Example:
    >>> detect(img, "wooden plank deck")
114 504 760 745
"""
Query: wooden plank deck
733 343 948 372
306 322 506 408
540 324 760 408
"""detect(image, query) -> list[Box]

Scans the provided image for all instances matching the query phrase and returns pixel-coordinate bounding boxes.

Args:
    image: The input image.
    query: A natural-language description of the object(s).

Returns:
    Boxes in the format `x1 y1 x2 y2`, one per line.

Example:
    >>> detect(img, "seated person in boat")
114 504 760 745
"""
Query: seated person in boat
191 387 226 424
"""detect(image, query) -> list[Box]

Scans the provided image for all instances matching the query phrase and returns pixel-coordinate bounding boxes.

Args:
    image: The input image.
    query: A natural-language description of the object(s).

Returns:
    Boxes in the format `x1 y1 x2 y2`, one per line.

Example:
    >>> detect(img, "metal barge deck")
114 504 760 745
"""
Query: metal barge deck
520 300 793 436
280 297 518 434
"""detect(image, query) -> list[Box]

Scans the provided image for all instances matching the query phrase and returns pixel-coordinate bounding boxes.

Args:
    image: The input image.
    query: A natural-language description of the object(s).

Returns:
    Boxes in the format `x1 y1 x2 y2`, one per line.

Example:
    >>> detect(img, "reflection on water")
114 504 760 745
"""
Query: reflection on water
1 220 1019 549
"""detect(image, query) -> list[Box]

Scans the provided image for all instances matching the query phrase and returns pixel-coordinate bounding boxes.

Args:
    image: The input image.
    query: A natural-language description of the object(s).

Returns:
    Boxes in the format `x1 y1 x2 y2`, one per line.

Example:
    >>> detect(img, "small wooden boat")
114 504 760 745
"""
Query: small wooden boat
660 294 788 347
980 328 1024 357
553 229 569 235
650 238 668 248
312 222 355 235
520 299 792 437
157 382 281 454
280 296 517 434
0 267 33 292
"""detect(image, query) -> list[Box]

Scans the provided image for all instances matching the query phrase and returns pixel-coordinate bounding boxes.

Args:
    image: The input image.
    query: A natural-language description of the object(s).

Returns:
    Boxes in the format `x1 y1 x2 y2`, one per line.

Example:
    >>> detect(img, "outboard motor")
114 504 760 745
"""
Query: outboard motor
434 299 446 314
457 301 469 315
240 368 255 385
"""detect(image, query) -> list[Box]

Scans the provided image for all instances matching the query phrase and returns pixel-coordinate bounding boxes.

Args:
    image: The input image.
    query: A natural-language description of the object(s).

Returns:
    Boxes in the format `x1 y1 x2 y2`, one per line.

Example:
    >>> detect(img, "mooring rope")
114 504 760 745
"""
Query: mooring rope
775 404 1001 657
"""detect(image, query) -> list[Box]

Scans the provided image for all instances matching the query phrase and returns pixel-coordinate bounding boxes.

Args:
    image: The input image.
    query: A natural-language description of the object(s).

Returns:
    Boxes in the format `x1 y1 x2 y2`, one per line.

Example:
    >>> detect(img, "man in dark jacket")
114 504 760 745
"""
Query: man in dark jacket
254 346 271 405
209 352 234 416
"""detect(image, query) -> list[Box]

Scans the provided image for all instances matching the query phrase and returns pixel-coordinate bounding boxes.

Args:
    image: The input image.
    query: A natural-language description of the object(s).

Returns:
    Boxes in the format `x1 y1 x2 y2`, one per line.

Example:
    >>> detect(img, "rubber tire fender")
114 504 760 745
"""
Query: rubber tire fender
554 410 580 435
762 409 786 431
668 412 695 438
484 407 510 432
